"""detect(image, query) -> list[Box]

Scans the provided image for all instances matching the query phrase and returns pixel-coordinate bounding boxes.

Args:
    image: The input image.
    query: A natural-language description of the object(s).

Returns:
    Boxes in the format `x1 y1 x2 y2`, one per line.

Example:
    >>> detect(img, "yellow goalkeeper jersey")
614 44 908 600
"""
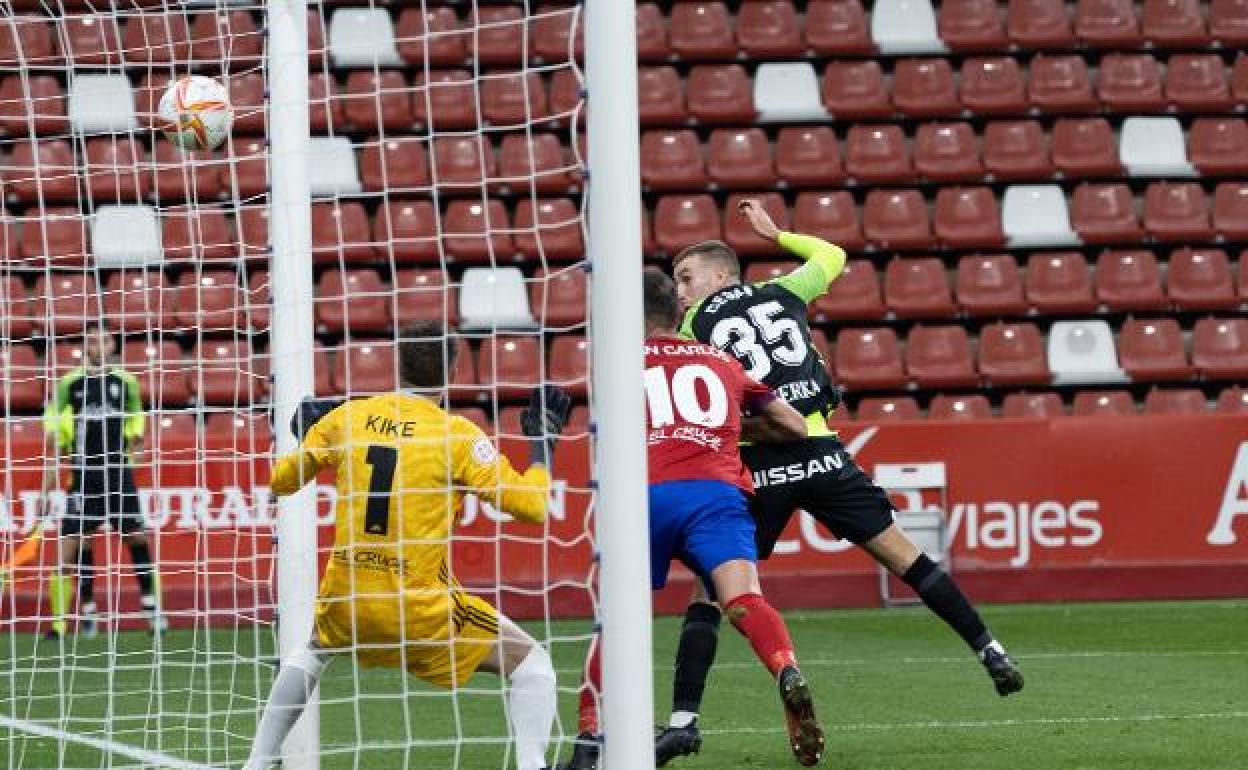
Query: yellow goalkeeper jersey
270 392 550 600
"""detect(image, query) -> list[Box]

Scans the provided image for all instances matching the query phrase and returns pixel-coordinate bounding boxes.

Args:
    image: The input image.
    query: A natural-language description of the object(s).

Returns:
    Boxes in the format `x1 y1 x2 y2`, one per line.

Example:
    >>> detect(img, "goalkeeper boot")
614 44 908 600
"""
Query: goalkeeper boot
556 732 600 770
981 644 1024 696
655 719 702 767
778 665 824 767
141 596 167 635
79 603 98 640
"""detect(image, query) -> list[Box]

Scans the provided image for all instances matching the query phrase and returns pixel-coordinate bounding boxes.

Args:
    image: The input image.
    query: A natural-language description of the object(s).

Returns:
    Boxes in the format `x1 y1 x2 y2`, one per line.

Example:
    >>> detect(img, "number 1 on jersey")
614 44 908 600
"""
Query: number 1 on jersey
364 444 397 535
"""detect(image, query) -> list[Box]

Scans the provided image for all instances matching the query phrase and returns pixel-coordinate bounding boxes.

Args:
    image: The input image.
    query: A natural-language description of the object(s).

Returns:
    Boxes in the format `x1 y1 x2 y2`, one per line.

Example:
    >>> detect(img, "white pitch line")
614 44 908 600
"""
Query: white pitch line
0 714 216 770
702 711 1248 735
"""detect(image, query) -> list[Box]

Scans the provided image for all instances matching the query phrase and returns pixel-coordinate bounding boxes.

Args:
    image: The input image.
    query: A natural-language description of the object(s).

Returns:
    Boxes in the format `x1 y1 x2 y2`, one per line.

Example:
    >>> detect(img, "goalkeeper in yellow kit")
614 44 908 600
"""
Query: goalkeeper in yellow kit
244 321 571 770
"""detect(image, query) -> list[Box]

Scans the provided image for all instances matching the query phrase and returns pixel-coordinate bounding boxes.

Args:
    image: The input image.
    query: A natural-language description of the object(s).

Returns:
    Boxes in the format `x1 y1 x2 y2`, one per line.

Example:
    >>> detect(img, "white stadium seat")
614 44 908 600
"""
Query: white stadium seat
1119 117 1196 177
329 8 403 68
459 267 538 331
1002 185 1079 248
1048 320 1129 386
92 205 162 267
753 62 830 123
307 137 362 196
68 74 137 134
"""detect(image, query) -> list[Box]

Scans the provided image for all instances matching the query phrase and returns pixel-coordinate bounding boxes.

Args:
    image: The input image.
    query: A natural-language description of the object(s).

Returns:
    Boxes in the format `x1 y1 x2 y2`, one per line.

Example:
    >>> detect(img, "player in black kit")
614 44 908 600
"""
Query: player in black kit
43 321 164 639
654 200 1023 766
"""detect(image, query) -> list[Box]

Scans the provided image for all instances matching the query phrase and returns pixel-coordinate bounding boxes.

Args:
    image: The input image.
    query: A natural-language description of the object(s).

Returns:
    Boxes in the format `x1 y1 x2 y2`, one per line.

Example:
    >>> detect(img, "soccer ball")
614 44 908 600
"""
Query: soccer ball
158 75 232 152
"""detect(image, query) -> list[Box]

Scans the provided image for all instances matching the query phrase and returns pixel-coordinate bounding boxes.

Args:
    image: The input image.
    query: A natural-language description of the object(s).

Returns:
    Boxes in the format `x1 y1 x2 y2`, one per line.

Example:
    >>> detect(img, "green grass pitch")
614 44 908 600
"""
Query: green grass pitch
2 599 1245 769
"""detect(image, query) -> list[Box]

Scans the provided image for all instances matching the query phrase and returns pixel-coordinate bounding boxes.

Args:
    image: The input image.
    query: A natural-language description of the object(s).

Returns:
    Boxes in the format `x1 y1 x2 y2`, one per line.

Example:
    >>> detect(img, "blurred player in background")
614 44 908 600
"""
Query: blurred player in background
559 270 823 770
654 201 1024 765
244 321 570 770
43 320 163 639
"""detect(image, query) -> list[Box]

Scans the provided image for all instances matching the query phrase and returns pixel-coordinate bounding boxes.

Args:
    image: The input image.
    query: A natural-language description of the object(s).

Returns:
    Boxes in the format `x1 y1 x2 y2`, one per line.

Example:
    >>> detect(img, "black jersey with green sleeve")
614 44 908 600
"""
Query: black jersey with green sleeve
680 232 847 421
43 367 144 468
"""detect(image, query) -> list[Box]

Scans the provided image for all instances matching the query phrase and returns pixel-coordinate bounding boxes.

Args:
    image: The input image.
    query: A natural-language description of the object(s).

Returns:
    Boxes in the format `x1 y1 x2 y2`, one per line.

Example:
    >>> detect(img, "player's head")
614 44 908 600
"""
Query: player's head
82 321 116 367
643 267 682 336
672 240 741 311
398 321 457 392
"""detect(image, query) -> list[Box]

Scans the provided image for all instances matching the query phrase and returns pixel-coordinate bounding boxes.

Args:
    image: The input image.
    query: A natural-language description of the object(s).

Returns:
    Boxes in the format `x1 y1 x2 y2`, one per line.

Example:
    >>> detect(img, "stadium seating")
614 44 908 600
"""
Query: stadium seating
332 341 398 395
939 0 1008 50
863 189 934 249
1025 252 1097 313
376 201 439 264
513 198 584 260
442 199 515 263
531 266 587 329
394 268 458 328
884 257 957 318
934 187 1006 248
811 258 885 321
956 254 1027 316
738 1 804 58
1048 319 1129 385
1118 318 1193 382
905 325 978 387
914 122 982 182
83 137 149 201
1072 390 1136 416
121 340 192 408
459 267 537 332
1192 317 1248 379
548 334 590 398
654 195 721 255
928 394 993 420
103 270 175 333
1143 387 1207 415
793 191 866 251
478 335 543 400
1001 391 1065 418
856 396 923 421
1167 248 1238 311
806 0 873 54
687 64 756 123
1188 118 1248 176
0 344 44 410
983 120 1053 181
835 327 906 390
723 193 789 256
1095 249 1168 311
1217 386 1248 414
175 271 245 333
641 130 708 191
979 321 1050 386
707 128 774 189
194 340 268 406
669 2 736 60
316 269 391 334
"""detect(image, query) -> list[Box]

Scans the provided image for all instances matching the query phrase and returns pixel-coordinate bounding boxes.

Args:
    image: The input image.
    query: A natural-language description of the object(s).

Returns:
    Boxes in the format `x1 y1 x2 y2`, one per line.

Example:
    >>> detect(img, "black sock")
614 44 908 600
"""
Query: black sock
127 540 155 598
76 545 95 608
672 602 722 716
902 554 992 653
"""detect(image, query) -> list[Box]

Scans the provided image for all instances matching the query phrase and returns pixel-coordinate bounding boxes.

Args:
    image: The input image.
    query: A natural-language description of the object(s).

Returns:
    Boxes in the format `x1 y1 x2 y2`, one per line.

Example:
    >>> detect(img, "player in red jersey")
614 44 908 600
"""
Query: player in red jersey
557 270 823 770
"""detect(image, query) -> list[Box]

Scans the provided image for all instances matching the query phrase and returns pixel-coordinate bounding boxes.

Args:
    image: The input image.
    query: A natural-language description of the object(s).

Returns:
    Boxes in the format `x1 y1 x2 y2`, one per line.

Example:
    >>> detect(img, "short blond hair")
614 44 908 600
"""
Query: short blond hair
672 239 740 277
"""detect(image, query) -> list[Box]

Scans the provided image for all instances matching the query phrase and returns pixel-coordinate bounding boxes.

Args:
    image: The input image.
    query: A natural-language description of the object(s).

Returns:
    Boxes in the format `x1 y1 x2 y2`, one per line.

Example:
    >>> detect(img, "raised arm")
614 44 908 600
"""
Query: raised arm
738 199 847 304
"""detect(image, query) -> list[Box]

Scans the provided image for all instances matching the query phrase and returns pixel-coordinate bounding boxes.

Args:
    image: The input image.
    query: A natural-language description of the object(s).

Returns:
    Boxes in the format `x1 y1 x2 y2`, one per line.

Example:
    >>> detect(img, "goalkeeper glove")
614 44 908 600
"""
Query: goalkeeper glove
521 385 573 467
290 397 343 441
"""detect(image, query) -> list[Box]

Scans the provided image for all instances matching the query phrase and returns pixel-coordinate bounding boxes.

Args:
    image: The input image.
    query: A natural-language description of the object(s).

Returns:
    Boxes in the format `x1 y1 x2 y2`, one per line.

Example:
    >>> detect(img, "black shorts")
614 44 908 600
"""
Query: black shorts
62 467 144 537
742 435 896 558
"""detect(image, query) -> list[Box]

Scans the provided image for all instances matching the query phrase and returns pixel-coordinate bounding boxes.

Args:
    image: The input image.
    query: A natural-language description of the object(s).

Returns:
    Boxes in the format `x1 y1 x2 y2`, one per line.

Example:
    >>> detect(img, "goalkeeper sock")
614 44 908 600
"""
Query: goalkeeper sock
125 540 156 599
48 574 73 636
244 644 328 770
901 554 993 653
507 645 556 770
577 634 602 735
670 601 721 724
725 593 797 678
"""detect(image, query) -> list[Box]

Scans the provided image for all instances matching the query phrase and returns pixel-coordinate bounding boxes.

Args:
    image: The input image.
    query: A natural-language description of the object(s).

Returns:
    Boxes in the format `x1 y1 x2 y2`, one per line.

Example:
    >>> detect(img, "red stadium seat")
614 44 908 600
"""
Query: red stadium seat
83 137 150 202
1240 250 1248 302
1143 182 1213 242
1213 182 1248 240
531 265 587 328
103 270 174 333
856 396 922 421
514 198 584 260
0 274 33 339
0 75 67 137
6 138 78 203
307 73 344 134
863 189 934 250
1119 318 1193 382
957 254 1027 316
707 128 775 190
1188 118 1248 177
1002 391 1066 418
481 71 549 127
245 271 270 332
202 412 273 449
1216 385 1248 414
1144 387 1206 415
638 66 687 126
636 3 671 61
316 268 391 334
0 344 45 409
1142 0 1208 45
1167 248 1238 311
687 65 756 124
982 120 1054 180
1192 317 1248 379
394 268 457 327
1008 0 1077 47
548 334 590 398
310 201 374 265
471 5 525 66
884 257 956 318
1095 249 1168 311
0 211 15 264
191 10 263 68
1025 251 1097 313
835 327 907 390
934 187 1005 249
928 394 993 420
892 59 960 118
478 335 542 400
135 72 171 130
914 122 983 183
793 191 865 251
1097 54 1165 112
161 206 235 264
342 71 414 132
669 2 736 60
1074 0 1142 46
811 259 884 321
359 136 431 194
1232 52 1248 102
978 321 1051 385
443 199 516 264
396 7 467 67
1072 390 1135 416
20 208 88 266
1027 55 1098 113
940 0 1008 50
531 4 583 63
1052 118 1122 178
547 68 584 128
152 141 221 203
235 205 268 261
775 126 845 187
224 71 264 133
62 14 122 66
822 60 892 119
640 129 708 191
845 124 913 184
806 0 873 54
194 340 267 406
738 0 803 57
175 270 243 333
122 12 190 64
1071 184 1143 244
961 57 1027 115
0 16 58 69
1211 0 1248 44
376 201 439 264
121 340 191 407
498 134 572 195
723 193 790 257
654 195 721 255
222 138 268 199
906 325 979 387
47 341 88 376
1165 54 1233 112
432 135 493 192
744 260 800 284
333 341 399 396
413 70 477 131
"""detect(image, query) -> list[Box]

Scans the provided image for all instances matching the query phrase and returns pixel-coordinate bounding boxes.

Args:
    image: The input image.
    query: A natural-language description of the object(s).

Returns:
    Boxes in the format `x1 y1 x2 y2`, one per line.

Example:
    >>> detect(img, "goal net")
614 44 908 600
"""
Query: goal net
0 1 596 768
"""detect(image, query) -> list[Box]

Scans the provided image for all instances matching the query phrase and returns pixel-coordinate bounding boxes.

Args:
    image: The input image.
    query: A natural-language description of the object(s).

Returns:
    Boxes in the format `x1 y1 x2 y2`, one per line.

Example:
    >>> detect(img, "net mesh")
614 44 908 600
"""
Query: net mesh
0 2 593 767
